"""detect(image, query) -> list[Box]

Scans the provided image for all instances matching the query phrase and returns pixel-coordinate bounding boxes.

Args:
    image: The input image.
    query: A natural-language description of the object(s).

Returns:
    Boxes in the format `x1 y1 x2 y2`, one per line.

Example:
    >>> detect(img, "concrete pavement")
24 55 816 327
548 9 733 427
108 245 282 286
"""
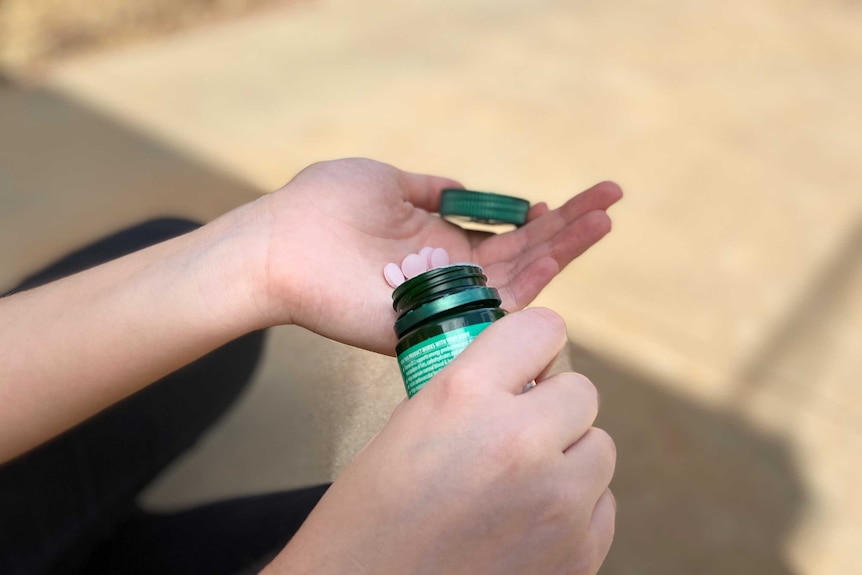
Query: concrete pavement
2 0 860 572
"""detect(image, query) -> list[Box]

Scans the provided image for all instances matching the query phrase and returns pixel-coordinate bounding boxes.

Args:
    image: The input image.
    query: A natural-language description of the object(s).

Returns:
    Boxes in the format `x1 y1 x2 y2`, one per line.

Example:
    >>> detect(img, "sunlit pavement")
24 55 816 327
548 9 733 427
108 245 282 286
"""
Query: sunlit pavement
2 1 860 572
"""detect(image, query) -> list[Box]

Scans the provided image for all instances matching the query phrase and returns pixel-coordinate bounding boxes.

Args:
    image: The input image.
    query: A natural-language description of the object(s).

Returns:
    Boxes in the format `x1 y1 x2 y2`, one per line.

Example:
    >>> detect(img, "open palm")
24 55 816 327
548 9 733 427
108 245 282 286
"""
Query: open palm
257 159 622 354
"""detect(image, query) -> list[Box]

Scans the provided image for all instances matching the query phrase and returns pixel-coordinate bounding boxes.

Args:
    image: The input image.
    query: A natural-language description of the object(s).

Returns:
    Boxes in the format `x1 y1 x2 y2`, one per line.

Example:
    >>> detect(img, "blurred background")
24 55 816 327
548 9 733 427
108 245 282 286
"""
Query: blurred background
1 0 860 572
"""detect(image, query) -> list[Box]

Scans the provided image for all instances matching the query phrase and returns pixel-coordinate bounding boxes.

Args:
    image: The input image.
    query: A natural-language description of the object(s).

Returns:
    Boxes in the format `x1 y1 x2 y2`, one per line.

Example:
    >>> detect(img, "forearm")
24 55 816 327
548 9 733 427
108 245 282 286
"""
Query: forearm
0 206 269 462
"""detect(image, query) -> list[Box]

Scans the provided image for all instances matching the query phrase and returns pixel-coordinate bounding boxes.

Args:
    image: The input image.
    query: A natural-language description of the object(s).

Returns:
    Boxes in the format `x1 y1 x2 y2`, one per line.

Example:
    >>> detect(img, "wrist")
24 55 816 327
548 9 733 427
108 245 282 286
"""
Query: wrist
191 199 279 334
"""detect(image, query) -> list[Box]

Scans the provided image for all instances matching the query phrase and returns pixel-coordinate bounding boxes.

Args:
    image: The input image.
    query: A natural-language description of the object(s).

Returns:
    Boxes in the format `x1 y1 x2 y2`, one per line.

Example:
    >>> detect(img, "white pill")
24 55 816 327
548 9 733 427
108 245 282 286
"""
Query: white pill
430 247 450 268
419 246 434 268
401 253 428 279
383 262 406 288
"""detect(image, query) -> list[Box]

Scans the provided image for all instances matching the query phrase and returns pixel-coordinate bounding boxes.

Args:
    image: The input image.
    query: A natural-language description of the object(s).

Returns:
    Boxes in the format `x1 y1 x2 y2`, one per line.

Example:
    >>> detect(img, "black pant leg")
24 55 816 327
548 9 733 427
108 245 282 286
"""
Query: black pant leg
82 484 330 575
0 218 267 574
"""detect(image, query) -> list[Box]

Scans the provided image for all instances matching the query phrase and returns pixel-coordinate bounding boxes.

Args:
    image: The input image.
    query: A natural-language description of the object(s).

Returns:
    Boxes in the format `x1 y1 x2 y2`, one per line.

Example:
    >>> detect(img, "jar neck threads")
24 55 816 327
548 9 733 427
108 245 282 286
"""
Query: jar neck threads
392 264 502 338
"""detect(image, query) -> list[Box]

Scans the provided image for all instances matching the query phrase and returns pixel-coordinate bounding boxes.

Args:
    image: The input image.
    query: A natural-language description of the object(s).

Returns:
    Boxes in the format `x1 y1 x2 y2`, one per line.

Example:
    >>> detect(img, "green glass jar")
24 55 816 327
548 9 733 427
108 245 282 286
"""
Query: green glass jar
393 264 506 397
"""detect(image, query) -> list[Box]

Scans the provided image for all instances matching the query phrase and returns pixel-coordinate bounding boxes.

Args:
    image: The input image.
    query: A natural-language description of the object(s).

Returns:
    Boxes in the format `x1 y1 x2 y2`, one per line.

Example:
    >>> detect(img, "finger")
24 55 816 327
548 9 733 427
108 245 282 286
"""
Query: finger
518 371 600 451
494 209 612 311
547 209 613 268
463 201 549 250
479 181 621 263
495 256 559 312
564 428 617 500
401 171 464 213
432 307 568 396
527 201 549 222
561 180 622 218
584 488 617 569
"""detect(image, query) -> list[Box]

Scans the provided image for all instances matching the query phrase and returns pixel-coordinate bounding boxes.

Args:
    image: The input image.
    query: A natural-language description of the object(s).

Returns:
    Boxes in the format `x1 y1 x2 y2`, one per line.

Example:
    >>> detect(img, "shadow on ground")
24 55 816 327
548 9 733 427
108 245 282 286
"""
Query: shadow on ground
319 339 808 574
573 344 805 574
735 218 862 400
1 83 807 573
0 82 261 290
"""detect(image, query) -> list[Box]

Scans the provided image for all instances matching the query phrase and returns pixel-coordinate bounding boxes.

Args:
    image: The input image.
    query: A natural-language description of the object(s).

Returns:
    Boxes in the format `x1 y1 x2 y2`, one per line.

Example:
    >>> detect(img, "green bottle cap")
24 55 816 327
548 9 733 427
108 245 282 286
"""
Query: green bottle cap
439 189 530 227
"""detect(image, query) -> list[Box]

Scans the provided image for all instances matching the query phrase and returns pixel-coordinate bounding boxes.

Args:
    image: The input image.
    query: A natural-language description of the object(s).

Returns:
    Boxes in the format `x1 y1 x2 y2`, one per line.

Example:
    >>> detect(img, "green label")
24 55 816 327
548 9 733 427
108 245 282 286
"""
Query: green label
398 322 492 398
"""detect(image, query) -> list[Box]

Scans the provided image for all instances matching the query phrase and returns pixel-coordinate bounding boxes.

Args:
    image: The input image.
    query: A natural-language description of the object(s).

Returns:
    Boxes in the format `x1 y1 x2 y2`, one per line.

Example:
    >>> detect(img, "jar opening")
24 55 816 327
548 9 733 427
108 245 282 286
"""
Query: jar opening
392 264 487 313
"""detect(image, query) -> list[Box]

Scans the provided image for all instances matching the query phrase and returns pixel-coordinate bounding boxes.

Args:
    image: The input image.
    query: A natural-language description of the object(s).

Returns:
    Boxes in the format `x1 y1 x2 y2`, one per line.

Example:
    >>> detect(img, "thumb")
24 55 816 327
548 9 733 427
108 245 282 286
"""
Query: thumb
429 308 568 397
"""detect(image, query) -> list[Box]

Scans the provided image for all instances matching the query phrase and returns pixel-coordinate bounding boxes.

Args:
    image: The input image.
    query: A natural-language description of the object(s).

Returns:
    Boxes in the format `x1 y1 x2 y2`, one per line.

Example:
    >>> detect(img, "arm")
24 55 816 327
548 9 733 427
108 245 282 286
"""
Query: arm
1 158 621 463
0 207 270 462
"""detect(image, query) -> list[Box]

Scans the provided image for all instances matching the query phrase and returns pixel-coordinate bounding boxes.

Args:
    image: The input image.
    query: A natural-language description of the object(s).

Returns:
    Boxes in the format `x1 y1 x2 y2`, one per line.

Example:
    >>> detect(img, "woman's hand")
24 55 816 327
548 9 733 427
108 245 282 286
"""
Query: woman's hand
264 308 617 575
249 158 622 353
